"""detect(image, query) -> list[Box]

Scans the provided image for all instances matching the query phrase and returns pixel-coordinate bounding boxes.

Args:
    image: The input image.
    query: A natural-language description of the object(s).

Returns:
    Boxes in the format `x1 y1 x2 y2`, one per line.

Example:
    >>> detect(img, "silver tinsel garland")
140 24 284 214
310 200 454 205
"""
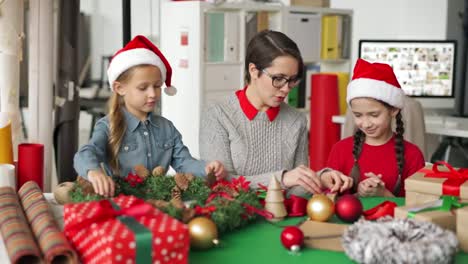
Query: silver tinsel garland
342 217 458 264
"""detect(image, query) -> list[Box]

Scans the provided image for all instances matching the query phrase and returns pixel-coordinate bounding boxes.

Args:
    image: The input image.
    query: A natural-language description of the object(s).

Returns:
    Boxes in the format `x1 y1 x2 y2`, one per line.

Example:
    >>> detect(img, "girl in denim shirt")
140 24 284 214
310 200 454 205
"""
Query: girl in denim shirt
74 35 226 197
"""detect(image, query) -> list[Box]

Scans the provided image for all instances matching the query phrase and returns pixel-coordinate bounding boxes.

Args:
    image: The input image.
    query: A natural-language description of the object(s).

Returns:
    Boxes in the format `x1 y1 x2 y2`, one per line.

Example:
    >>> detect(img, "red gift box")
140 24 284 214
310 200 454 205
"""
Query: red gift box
64 195 189 264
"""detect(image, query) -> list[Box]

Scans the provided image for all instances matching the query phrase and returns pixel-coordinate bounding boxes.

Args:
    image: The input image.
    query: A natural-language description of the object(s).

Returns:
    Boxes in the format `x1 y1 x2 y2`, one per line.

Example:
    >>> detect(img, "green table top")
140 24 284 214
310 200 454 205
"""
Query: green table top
190 197 468 264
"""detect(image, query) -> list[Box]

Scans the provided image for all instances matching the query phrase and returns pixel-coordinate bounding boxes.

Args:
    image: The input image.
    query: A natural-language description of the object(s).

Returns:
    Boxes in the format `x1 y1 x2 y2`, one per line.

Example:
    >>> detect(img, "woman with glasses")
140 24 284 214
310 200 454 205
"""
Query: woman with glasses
199 30 353 195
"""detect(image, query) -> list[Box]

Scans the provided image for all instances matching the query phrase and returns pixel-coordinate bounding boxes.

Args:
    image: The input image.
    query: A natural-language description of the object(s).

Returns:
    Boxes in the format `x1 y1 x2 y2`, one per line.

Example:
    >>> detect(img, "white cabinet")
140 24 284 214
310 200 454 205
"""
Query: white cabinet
161 1 352 158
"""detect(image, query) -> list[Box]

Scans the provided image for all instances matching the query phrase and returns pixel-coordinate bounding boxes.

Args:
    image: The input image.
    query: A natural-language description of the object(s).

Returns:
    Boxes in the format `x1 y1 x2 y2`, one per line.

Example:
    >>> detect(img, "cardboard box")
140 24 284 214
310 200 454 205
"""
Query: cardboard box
394 202 456 231
299 220 348 251
458 207 468 253
405 165 468 206
280 0 330 8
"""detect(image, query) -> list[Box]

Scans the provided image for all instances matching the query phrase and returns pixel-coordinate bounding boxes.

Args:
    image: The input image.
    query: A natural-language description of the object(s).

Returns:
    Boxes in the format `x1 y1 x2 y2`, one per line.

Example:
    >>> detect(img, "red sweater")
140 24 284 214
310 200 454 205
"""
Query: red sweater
327 136 425 197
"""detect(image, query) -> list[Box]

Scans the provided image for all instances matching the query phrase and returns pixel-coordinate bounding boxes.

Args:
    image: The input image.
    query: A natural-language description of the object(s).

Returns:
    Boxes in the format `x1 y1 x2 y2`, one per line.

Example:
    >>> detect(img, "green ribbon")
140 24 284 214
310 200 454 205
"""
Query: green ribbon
407 195 468 218
110 200 152 264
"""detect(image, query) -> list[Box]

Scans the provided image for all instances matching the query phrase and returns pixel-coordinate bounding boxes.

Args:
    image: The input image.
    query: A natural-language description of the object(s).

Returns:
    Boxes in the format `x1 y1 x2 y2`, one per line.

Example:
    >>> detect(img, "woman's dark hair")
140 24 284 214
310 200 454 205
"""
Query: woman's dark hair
349 101 405 195
244 30 304 83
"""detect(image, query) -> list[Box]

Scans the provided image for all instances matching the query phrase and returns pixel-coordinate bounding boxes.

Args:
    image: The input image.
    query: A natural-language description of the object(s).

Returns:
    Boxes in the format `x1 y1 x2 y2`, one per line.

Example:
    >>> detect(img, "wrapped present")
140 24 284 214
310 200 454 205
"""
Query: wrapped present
299 220 348 251
64 195 189 264
405 161 468 206
458 206 468 253
394 196 461 231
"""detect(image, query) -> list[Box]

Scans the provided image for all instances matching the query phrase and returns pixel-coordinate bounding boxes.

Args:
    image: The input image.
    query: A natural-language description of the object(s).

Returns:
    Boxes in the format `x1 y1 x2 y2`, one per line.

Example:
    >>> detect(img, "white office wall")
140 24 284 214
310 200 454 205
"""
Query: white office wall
80 0 162 80
80 0 449 81
330 0 448 66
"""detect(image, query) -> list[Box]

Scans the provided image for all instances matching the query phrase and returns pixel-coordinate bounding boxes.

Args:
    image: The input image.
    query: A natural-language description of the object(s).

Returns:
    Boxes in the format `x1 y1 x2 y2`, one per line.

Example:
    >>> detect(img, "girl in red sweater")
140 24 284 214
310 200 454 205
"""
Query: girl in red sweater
327 59 425 197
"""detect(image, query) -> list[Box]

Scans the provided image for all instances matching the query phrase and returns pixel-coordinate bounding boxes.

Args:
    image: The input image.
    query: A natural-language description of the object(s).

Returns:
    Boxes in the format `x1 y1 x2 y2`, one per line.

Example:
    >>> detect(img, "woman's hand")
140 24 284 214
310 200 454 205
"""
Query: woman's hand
87 169 115 197
320 170 354 193
205 160 227 180
282 165 322 194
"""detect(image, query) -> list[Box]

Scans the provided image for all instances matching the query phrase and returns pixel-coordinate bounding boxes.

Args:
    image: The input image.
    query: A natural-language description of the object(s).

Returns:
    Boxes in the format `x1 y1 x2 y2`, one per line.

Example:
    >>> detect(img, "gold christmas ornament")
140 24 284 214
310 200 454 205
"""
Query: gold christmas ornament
53 182 75 204
152 166 166 176
188 217 219 250
306 194 335 222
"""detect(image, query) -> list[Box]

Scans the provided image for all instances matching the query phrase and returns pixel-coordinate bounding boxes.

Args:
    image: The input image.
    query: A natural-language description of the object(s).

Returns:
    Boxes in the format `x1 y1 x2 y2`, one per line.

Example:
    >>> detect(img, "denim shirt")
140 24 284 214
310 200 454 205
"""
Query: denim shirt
74 109 206 178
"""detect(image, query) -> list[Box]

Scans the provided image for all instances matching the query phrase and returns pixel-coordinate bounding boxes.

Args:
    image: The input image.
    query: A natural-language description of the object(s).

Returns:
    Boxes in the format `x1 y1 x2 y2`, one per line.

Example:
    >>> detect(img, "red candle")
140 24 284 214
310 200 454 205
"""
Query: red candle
17 143 44 190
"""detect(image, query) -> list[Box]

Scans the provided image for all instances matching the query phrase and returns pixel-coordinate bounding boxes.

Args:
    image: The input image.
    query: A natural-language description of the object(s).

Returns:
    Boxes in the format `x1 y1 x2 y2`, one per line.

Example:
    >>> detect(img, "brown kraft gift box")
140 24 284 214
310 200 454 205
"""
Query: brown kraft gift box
394 202 456 231
457 206 468 253
299 220 348 252
405 164 468 206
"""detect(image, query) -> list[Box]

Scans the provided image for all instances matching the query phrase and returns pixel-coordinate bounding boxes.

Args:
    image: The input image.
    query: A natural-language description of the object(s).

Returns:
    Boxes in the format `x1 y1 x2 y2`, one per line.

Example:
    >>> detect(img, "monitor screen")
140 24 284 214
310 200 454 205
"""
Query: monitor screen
358 40 456 98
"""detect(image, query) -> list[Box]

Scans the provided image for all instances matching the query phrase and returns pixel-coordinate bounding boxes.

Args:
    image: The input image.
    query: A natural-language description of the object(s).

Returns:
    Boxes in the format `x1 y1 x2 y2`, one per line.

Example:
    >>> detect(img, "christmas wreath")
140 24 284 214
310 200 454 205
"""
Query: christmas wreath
67 165 268 233
342 217 458 264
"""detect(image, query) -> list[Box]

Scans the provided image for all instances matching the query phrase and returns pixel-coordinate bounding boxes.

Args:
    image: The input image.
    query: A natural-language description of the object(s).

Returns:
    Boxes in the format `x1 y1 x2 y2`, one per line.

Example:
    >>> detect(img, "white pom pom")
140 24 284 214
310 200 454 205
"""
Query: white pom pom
290 245 301 252
164 86 177 96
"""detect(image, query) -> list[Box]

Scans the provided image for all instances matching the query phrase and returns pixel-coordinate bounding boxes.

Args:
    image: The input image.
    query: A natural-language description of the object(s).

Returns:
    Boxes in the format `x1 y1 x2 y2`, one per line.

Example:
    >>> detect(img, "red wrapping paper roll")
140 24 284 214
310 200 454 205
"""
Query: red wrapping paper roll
309 74 340 171
17 143 44 190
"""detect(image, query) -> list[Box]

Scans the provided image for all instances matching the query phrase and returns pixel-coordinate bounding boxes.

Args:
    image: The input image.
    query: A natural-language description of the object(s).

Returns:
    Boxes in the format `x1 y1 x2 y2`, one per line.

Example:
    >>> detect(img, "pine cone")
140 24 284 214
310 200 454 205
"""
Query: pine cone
147 199 169 209
134 164 150 179
152 166 166 176
76 176 95 195
206 171 216 186
185 173 195 182
170 197 185 209
171 186 182 200
174 173 189 191
212 184 239 198
181 208 196 223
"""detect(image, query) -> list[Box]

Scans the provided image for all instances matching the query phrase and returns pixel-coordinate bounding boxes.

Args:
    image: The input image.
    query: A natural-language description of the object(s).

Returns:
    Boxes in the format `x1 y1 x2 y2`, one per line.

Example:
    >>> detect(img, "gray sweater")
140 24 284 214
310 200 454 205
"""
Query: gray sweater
200 94 309 191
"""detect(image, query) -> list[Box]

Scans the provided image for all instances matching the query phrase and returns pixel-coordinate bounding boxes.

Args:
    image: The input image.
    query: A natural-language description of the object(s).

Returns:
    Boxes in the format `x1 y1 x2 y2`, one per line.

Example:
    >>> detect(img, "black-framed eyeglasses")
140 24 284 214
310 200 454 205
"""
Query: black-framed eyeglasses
261 69 301 89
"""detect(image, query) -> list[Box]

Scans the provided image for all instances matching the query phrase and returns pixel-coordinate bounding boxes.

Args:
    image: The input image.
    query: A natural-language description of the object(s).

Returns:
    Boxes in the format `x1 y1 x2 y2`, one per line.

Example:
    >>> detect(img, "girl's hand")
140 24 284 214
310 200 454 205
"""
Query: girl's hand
357 173 386 197
87 169 115 197
320 170 354 193
282 165 322 194
205 160 227 180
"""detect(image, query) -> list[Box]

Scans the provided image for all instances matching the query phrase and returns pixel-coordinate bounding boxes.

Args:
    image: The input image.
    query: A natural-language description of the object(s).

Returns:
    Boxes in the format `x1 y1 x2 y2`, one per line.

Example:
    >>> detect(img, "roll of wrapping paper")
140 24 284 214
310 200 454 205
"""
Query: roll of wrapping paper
309 74 340 171
17 143 44 190
18 181 77 264
320 72 349 115
0 112 14 165
0 164 16 188
0 186 42 264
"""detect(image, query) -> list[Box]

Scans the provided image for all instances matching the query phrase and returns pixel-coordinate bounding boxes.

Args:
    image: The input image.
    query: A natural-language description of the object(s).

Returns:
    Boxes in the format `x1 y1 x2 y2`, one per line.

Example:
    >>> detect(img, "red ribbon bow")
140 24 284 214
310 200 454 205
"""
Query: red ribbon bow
257 182 308 217
66 199 153 230
362 201 398 220
421 161 468 196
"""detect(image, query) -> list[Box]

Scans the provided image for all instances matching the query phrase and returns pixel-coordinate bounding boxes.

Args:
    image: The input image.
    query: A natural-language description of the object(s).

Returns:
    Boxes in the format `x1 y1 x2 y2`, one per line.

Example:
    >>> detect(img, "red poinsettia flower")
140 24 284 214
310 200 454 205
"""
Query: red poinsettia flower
211 179 231 191
125 172 143 187
194 205 217 216
230 176 250 192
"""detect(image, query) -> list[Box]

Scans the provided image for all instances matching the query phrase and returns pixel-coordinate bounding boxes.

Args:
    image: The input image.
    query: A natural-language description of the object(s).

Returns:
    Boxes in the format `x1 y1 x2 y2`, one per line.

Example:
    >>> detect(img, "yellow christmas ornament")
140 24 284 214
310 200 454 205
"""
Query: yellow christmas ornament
306 194 334 222
188 217 219 250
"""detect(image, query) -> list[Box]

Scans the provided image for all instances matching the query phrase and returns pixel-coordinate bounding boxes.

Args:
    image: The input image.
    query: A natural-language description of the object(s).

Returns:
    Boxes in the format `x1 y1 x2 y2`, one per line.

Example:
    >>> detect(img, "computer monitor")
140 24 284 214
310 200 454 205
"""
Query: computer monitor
358 40 457 110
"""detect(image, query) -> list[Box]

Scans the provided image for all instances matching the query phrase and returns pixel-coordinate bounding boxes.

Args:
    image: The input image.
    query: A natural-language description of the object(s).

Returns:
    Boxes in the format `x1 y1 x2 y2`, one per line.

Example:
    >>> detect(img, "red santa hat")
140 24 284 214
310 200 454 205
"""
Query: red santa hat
346 59 404 108
107 35 177 96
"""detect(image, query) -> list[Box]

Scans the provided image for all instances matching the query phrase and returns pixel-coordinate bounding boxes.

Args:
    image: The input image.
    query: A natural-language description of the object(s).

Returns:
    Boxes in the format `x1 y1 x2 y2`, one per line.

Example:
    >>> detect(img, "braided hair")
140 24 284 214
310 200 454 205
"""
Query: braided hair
349 102 405 195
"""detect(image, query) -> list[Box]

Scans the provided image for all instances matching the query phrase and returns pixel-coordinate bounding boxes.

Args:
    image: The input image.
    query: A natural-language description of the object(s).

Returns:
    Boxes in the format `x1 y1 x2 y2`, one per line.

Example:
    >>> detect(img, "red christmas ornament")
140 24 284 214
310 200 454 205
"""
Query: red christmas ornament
335 194 363 223
280 226 304 251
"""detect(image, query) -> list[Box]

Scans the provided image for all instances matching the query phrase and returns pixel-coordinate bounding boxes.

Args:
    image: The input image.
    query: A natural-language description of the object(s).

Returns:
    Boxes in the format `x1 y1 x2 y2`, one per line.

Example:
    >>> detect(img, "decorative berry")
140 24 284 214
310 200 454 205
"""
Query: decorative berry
280 226 304 251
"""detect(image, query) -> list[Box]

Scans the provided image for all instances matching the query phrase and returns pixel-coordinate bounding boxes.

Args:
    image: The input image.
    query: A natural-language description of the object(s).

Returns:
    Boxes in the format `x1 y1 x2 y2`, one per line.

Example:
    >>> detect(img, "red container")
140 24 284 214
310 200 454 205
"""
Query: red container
309 74 340 171
17 143 44 190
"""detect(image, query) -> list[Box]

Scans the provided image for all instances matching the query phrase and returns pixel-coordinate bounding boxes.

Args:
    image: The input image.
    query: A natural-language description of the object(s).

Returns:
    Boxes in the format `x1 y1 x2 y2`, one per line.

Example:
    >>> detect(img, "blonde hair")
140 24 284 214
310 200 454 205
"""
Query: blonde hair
107 67 136 174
